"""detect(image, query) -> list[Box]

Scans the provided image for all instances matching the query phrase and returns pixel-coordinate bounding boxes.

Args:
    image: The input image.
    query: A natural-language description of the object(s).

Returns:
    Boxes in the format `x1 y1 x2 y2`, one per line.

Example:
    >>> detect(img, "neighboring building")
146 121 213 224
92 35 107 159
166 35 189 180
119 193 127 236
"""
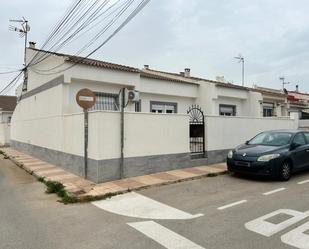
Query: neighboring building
287 88 309 119
10 45 298 182
140 67 263 117
0 95 17 146
253 86 288 117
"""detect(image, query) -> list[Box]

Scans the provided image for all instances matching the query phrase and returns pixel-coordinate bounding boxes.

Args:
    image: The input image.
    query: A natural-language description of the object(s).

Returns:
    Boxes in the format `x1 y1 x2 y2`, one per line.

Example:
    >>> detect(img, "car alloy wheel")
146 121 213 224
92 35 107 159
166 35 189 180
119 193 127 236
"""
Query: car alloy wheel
280 162 291 181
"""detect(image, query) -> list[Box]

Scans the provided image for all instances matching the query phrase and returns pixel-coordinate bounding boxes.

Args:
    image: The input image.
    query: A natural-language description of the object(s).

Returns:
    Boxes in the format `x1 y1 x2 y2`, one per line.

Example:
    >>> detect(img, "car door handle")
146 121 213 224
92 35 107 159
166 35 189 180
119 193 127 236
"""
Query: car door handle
306 149 309 153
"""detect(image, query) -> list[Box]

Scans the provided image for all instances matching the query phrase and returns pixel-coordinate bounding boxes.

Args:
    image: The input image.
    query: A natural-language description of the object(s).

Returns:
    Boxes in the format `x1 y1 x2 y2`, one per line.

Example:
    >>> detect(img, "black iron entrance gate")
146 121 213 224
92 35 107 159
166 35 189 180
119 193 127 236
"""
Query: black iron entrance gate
187 105 205 155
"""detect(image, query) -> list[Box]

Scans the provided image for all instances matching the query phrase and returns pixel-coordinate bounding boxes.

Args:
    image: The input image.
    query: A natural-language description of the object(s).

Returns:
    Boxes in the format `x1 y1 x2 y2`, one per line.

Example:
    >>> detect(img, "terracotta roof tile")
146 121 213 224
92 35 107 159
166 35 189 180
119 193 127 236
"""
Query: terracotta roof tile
0 95 17 111
29 48 139 73
140 70 199 85
252 87 287 97
140 68 251 89
215 82 251 91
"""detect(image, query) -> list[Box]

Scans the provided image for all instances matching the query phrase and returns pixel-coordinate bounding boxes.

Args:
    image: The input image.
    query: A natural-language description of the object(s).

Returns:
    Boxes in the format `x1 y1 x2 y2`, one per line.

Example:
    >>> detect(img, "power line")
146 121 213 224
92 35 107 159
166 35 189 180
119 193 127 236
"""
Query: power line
29 0 121 67
30 0 151 75
29 0 104 67
0 71 23 95
27 0 86 66
0 69 23 75
1 0 87 94
32 0 134 73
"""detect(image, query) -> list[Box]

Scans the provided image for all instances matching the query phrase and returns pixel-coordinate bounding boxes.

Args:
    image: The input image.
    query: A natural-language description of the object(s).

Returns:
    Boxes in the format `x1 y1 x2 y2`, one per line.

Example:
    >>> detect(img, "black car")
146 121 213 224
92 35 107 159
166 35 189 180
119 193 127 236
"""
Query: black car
227 130 309 181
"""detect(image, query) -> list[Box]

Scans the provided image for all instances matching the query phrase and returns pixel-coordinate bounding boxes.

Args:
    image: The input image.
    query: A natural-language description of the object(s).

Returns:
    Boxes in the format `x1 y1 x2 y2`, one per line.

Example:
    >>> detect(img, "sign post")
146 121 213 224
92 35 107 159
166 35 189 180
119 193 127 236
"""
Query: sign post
76 89 96 179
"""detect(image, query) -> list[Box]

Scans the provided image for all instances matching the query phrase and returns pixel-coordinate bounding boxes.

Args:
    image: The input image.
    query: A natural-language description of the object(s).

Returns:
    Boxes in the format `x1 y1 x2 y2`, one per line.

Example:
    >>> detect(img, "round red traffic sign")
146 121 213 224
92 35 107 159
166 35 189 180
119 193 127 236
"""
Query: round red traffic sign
76 88 96 109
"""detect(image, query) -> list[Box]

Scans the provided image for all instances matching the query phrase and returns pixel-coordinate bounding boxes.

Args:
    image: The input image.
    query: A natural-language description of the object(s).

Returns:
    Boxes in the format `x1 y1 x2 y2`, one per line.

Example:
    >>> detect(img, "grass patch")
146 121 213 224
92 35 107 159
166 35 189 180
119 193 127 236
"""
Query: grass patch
79 191 120 203
60 194 78 204
37 176 45 182
45 181 64 194
0 150 9 159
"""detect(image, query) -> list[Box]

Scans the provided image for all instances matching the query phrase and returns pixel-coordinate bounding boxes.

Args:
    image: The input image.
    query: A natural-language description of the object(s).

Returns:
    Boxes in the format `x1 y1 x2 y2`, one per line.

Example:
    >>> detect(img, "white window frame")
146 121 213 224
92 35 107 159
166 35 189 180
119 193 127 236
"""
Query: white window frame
219 104 236 116
263 102 275 117
150 101 178 114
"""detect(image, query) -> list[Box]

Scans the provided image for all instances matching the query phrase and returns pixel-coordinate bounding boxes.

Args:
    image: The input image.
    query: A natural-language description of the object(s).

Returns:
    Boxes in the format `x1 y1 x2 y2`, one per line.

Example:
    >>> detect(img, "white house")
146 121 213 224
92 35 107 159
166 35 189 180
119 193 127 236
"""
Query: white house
253 86 289 117
10 46 299 182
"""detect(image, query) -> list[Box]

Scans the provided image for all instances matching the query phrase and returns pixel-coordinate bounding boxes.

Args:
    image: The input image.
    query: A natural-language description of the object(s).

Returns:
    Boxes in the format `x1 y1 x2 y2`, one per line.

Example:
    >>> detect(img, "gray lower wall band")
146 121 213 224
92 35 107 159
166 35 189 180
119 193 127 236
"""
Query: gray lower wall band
21 75 64 100
10 140 228 183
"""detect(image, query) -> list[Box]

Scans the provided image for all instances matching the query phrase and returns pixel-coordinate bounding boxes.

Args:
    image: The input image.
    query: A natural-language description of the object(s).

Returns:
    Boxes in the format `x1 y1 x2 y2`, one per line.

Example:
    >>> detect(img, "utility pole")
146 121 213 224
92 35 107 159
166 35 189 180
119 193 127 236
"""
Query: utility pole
235 54 245 86
279 76 290 91
9 17 30 91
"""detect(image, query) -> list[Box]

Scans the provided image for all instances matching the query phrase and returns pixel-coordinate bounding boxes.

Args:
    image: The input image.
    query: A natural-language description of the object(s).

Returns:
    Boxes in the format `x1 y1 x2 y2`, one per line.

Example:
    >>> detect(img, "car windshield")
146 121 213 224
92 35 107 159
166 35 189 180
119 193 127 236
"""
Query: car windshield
248 132 293 146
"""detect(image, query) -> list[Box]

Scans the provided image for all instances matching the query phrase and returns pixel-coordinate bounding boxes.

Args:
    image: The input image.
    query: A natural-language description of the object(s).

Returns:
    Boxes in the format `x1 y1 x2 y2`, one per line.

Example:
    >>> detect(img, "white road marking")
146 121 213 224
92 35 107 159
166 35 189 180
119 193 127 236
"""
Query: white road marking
92 192 203 220
262 188 286 196
217 200 247 210
245 209 309 237
298 179 309 185
128 221 205 249
281 221 309 249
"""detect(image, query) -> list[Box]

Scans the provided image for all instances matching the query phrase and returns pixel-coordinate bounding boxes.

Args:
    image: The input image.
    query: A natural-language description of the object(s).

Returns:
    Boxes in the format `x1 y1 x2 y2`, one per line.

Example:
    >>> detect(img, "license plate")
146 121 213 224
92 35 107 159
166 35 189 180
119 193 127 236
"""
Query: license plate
235 161 251 167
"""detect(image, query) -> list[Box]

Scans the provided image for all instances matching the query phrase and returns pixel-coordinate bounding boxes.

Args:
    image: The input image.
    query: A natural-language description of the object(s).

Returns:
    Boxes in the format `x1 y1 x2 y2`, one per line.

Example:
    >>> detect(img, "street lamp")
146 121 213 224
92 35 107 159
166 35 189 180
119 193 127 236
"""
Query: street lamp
235 54 245 86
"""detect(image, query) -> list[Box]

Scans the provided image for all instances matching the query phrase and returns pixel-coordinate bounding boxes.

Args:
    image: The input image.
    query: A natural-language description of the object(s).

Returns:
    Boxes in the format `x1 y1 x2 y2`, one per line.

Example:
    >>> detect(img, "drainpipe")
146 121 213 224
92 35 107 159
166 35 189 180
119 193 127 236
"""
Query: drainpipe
120 88 125 179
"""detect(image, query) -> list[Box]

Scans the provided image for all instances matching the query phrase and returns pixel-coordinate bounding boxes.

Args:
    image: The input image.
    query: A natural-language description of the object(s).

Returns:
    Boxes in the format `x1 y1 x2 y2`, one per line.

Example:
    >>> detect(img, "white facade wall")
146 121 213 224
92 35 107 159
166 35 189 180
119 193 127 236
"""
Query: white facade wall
26 49 67 90
299 119 309 129
137 77 197 114
197 82 263 117
0 112 13 123
64 80 136 113
14 84 63 118
0 123 10 146
27 48 140 92
243 92 263 117
12 110 189 160
205 115 299 151
137 77 198 98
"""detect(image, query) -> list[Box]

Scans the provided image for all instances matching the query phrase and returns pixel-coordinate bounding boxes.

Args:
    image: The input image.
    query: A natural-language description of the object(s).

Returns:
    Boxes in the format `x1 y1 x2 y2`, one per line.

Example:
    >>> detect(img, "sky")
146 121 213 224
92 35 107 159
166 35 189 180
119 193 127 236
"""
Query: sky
1 0 309 94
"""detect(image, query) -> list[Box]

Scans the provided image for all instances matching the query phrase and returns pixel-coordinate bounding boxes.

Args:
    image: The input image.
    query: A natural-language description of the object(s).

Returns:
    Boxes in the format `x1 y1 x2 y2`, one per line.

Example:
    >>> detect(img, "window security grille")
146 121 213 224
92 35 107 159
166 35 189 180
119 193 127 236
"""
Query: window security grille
90 92 119 111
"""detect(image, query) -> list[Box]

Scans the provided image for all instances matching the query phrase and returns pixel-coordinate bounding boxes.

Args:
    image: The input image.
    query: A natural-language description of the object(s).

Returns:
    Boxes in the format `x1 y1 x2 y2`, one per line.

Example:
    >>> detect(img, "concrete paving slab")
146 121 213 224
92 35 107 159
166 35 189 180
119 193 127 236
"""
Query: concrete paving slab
168 170 198 178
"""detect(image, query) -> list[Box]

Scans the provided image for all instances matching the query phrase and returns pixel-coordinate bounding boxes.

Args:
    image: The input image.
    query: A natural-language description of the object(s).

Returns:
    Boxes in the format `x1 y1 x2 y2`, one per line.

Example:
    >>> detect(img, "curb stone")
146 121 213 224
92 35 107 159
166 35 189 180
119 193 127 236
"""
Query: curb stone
0 147 228 203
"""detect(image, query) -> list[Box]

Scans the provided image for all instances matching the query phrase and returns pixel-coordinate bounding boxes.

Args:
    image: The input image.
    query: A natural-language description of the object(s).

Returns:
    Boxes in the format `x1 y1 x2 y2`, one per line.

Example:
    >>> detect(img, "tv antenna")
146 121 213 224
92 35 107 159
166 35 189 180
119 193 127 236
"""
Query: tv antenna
9 17 30 66
9 17 30 91
279 76 290 91
235 54 245 86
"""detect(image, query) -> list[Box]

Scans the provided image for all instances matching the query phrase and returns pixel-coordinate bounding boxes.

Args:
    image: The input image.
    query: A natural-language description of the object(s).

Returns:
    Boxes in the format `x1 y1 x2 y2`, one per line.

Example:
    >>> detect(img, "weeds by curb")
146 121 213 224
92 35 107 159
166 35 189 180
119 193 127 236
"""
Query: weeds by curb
44 180 78 204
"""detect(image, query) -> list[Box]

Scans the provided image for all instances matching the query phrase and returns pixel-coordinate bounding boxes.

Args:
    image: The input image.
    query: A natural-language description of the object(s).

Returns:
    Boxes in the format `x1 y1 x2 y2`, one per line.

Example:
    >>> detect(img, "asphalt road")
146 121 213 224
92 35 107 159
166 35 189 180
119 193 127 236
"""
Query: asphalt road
1 156 309 249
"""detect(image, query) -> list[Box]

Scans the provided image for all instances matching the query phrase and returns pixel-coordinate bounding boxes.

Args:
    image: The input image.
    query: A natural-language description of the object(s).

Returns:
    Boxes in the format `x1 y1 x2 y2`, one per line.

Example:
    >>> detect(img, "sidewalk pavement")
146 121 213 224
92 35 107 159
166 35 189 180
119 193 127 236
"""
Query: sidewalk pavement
1 147 227 201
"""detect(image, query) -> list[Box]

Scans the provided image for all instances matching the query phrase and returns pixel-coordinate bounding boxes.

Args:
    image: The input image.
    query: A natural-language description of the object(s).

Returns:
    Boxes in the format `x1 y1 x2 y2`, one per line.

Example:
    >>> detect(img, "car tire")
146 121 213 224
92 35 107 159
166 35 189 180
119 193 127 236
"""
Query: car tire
278 161 292 181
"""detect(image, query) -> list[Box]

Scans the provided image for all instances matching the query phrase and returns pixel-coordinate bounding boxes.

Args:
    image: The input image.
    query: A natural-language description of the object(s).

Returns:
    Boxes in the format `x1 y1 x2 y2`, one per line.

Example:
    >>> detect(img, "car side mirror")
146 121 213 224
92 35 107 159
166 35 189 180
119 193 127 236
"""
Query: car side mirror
245 140 250 145
290 142 300 150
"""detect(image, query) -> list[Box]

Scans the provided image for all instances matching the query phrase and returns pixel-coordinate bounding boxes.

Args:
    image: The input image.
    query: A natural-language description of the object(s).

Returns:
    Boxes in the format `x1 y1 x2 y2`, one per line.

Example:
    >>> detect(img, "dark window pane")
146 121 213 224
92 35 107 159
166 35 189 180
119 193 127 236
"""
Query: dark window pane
293 133 306 146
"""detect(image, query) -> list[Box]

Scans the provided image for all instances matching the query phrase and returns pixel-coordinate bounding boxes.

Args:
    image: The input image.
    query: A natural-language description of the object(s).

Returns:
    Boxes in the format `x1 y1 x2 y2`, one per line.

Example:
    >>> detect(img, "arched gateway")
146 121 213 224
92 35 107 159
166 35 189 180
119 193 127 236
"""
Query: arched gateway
187 105 205 156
